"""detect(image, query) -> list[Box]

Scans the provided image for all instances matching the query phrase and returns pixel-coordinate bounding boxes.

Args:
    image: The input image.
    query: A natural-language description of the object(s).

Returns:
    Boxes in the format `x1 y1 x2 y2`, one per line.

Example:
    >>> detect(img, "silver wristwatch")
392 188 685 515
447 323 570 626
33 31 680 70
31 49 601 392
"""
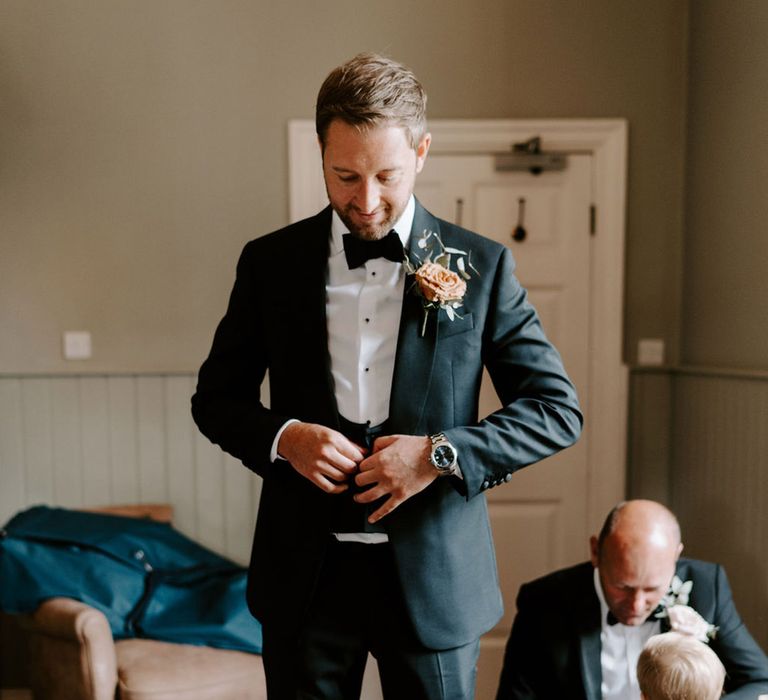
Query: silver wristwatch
429 432 459 476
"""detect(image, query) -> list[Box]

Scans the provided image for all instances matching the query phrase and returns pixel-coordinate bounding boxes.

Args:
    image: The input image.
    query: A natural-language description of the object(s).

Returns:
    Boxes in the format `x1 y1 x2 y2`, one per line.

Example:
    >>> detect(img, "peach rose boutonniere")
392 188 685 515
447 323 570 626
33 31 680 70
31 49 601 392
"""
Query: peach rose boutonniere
655 576 718 643
403 229 479 336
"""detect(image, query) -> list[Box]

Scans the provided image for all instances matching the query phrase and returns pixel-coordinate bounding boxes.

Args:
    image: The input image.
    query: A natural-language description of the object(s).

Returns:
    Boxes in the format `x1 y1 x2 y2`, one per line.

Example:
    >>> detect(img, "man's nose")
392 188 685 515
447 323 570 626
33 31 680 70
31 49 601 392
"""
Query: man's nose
356 180 381 213
630 591 649 614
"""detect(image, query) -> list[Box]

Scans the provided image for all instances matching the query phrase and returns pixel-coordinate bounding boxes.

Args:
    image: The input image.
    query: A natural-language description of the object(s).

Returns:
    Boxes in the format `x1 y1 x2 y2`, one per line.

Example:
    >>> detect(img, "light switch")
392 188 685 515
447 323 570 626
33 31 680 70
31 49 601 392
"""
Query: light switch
637 338 664 366
63 331 92 360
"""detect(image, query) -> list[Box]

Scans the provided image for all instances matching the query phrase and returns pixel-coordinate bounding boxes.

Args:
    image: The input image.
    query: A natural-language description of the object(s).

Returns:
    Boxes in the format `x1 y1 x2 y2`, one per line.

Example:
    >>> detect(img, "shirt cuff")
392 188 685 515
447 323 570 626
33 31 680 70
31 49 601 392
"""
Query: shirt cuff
270 419 300 462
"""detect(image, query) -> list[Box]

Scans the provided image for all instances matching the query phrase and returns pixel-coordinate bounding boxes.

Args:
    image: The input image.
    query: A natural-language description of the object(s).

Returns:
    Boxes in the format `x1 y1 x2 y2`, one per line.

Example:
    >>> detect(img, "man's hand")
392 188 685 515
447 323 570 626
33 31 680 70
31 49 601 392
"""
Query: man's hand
278 422 366 494
354 435 437 523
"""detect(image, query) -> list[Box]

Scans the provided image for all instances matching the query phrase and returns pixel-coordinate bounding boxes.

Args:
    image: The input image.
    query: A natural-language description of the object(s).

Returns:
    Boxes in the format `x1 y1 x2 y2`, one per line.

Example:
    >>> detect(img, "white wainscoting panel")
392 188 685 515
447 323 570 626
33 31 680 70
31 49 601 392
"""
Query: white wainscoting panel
0 374 261 565
631 367 768 651
670 370 768 649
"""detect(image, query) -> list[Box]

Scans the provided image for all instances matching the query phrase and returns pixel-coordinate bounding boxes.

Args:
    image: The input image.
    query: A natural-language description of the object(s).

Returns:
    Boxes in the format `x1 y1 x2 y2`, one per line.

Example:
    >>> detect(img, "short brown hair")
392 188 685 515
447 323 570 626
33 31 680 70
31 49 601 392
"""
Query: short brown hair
315 52 427 150
637 632 725 700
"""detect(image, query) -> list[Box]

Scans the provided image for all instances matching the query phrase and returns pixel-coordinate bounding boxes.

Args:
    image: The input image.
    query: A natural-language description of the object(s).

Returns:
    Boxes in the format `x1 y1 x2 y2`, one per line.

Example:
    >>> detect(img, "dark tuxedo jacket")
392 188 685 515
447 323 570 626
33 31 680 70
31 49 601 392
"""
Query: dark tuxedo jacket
496 559 768 699
191 201 582 650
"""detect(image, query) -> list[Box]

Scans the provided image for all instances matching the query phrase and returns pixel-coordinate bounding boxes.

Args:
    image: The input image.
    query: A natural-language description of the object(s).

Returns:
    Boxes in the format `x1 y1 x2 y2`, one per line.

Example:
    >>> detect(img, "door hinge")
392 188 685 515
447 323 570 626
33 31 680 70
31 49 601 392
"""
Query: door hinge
494 136 567 175
590 204 597 235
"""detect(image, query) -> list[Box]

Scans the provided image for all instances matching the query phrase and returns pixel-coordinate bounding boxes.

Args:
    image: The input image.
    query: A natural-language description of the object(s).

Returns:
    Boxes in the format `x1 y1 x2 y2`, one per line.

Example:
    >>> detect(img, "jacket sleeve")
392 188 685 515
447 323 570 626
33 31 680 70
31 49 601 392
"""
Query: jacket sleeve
445 245 583 499
710 565 768 699
191 240 290 476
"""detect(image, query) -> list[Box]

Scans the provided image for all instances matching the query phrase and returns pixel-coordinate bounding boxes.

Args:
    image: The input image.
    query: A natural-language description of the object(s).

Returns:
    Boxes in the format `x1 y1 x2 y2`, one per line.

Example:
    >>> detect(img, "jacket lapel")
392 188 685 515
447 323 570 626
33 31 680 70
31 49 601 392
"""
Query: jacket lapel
575 568 603 700
388 202 439 434
579 623 603 700
290 207 339 427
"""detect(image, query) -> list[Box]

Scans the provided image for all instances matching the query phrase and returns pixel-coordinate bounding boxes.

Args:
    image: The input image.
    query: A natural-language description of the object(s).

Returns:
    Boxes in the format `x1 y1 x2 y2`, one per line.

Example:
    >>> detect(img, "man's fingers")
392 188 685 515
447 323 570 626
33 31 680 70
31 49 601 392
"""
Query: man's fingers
326 440 366 472
346 441 368 462
370 434 397 453
353 483 387 504
368 496 399 523
355 467 378 486
317 459 356 482
332 454 362 474
281 422 370 494
314 474 349 494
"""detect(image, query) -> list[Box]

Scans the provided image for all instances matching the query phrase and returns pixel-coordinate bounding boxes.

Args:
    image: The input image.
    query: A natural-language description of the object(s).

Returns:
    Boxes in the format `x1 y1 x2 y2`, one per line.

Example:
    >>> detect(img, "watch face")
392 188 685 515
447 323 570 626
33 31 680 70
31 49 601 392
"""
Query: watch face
433 444 456 468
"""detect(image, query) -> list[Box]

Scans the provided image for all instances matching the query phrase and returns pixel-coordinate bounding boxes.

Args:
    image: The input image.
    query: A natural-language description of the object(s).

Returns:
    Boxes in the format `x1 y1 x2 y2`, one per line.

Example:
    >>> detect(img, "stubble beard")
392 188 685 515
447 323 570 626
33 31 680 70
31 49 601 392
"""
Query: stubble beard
334 202 401 242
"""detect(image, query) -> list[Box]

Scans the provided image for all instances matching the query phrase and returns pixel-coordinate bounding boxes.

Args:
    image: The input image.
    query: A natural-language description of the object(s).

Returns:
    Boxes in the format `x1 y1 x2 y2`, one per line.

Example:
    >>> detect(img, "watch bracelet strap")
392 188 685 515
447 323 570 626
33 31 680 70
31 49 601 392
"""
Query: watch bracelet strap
429 432 458 476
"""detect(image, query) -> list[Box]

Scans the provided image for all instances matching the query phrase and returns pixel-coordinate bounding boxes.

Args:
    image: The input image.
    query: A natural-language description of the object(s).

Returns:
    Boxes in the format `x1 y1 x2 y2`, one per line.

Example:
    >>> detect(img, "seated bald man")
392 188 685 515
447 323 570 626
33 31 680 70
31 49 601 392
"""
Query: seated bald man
495 499 768 700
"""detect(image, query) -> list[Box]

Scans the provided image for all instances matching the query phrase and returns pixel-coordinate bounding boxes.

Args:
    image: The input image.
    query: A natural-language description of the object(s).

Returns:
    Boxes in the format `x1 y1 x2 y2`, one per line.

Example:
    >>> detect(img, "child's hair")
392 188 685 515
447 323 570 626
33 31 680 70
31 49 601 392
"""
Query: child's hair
637 632 725 700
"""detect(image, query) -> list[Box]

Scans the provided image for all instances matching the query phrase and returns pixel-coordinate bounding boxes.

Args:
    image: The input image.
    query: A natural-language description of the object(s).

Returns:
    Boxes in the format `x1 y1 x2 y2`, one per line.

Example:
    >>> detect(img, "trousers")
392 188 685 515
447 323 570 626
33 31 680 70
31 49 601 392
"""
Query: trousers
262 538 479 699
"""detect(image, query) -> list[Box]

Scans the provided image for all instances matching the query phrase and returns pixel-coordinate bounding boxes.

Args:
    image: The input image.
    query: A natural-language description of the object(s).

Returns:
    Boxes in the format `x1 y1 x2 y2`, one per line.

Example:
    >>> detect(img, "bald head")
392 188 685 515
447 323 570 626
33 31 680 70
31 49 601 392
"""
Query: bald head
591 500 684 626
597 500 682 559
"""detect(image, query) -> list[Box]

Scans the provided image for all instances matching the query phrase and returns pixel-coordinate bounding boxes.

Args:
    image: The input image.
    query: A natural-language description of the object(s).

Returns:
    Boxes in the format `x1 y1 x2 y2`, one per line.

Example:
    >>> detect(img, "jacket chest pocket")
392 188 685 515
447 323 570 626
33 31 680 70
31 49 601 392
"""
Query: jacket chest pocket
437 312 474 339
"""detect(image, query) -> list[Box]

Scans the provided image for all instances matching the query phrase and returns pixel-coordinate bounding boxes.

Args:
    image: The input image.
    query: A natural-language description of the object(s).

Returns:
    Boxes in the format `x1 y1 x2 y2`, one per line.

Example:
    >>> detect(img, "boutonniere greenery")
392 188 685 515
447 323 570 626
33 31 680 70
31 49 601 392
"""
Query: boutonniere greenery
403 229 479 337
655 575 718 642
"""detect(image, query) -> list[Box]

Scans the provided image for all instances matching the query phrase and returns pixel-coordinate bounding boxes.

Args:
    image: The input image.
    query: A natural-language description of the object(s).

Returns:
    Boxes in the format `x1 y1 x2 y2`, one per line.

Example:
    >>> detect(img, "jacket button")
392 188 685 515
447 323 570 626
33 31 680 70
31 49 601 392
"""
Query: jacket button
504 473 512 482
481 480 490 490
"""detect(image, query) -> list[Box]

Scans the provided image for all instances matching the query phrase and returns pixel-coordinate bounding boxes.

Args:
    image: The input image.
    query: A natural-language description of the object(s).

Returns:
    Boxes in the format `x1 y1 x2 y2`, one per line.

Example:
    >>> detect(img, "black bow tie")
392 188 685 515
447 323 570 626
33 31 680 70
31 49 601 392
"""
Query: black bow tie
607 606 664 626
343 230 404 269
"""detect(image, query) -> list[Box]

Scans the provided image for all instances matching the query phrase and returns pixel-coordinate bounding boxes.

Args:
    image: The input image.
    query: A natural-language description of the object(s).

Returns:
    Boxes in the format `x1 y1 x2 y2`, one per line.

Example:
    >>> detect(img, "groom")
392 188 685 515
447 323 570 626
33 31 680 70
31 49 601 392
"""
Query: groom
192 52 582 699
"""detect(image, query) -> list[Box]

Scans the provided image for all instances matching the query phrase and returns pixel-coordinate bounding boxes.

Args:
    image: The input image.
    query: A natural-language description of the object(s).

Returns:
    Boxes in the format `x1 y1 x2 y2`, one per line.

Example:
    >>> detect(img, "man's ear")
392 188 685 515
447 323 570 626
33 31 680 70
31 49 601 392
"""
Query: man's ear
589 535 600 567
415 132 431 174
676 541 684 560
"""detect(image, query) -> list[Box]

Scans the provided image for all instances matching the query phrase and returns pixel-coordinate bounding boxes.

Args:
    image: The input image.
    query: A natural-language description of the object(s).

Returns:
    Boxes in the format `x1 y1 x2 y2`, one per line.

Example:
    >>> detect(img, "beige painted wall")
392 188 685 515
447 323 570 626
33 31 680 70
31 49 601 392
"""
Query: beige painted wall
683 0 768 370
0 0 688 374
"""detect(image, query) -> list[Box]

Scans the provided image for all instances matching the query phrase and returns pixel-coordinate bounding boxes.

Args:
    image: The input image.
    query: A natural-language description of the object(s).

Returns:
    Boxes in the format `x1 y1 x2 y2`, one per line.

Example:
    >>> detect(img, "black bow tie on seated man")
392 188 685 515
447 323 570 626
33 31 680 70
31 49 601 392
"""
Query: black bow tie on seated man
343 230 404 269
606 605 665 626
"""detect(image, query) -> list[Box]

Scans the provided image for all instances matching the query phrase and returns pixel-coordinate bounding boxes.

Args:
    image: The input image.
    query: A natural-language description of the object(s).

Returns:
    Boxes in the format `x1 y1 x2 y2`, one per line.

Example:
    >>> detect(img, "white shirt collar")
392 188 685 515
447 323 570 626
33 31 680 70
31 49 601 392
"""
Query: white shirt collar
594 566 611 627
329 195 415 257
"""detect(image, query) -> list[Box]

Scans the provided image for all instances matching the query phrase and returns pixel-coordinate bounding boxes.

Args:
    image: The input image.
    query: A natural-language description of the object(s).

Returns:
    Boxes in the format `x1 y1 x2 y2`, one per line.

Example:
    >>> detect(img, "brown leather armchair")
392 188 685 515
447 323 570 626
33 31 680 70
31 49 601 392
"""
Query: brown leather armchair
20 597 266 699
2 504 266 700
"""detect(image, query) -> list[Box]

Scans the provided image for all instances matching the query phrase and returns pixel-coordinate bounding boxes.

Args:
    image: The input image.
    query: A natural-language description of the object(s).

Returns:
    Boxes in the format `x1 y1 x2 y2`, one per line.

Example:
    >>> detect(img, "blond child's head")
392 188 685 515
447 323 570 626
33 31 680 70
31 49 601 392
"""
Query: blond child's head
637 631 725 700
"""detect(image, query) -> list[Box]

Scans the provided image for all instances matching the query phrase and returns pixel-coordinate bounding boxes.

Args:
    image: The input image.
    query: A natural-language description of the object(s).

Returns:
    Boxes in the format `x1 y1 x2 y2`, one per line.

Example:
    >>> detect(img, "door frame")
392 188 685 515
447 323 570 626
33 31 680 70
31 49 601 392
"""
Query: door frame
288 118 628 533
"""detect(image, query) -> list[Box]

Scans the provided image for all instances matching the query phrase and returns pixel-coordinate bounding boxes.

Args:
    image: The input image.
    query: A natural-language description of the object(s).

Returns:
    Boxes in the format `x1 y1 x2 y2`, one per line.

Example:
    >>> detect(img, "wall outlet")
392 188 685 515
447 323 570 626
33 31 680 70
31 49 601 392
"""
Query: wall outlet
63 331 92 360
637 337 664 366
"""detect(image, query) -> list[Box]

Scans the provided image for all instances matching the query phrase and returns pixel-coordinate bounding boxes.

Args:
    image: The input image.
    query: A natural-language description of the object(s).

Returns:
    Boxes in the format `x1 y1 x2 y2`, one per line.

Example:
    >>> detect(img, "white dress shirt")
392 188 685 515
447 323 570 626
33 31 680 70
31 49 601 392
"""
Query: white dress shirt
326 197 414 425
594 568 660 700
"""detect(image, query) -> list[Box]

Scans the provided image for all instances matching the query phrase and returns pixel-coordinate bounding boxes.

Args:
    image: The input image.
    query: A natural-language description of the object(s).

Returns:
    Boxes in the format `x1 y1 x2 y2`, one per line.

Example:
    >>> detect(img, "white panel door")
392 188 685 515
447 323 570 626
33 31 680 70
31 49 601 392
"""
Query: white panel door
415 154 592 699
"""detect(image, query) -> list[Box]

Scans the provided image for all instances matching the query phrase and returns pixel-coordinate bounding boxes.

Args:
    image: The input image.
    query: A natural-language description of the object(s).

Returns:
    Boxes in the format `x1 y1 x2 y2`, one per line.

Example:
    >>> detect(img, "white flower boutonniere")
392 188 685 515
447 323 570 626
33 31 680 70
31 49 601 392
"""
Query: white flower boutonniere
404 229 479 337
655 575 718 642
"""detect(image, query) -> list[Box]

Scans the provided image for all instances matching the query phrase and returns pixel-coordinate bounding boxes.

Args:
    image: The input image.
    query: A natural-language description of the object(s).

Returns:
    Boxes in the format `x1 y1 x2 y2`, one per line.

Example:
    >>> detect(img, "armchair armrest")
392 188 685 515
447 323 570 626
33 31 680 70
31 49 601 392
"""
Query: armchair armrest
22 597 117 700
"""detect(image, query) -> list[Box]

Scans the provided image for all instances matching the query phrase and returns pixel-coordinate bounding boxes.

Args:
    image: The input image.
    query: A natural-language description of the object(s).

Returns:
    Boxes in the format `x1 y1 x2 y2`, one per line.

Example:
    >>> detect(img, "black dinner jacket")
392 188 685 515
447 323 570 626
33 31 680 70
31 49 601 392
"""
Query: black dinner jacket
495 558 768 699
192 201 582 650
